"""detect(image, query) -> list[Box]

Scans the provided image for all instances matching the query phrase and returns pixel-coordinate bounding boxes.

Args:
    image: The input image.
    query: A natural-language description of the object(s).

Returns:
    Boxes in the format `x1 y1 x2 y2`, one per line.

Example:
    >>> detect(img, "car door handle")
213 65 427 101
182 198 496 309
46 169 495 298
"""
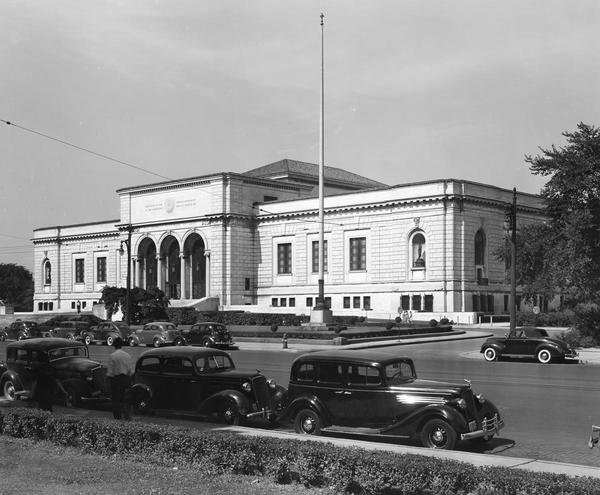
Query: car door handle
335 390 352 395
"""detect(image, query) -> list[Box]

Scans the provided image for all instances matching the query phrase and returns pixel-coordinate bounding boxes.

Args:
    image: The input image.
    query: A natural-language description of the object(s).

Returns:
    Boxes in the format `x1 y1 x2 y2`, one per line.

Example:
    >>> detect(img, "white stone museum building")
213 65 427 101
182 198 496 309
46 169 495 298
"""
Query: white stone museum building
32 159 545 323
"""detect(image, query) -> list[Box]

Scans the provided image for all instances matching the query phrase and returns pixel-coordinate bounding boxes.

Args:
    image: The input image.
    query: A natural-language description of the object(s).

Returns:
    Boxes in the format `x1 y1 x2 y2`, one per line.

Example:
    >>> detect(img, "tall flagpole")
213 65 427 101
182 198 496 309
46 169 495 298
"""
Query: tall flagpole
317 12 325 310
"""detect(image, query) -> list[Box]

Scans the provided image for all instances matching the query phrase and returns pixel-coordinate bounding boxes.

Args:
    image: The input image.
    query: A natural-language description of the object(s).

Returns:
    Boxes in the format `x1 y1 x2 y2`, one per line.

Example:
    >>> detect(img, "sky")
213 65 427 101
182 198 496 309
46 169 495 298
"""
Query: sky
2 0 600 272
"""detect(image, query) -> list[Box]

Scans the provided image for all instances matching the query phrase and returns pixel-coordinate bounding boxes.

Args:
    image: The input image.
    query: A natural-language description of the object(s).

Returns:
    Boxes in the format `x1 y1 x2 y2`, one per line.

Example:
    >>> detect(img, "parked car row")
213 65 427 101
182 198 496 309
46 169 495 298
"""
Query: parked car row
0 319 235 350
0 338 504 450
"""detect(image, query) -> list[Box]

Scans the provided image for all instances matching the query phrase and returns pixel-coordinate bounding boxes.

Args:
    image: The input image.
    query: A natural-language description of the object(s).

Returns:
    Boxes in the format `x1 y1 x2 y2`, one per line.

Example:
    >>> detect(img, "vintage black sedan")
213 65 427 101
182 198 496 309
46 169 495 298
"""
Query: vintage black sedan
2 320 44 341
127 321 180 347
129 347 286 424
178 322 234 348
0 338 109 405
81 321 130 346
279 349 503 450
480 327 578 364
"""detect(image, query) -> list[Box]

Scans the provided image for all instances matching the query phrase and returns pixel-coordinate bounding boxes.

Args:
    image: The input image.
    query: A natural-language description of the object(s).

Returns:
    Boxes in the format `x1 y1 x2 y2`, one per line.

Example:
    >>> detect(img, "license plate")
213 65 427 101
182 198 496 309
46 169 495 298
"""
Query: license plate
469 420 477 432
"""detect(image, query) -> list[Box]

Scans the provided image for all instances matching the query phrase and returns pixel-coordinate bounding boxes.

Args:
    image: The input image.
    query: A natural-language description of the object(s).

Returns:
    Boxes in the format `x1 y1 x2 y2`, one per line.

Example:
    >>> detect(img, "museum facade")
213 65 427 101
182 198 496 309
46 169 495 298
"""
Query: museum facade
32 159 546 323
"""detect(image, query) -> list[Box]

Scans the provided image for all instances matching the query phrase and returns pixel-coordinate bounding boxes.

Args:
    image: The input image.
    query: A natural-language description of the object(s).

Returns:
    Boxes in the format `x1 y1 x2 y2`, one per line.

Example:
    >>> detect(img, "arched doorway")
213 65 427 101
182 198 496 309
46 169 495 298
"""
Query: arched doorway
160 235 181 299
137 238 157 290
183 233 207 299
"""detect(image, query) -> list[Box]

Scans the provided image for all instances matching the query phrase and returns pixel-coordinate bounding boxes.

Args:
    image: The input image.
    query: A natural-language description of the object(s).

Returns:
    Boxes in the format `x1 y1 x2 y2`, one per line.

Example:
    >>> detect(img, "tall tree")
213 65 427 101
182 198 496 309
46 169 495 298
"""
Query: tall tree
522 122 600 304
0 263 33 311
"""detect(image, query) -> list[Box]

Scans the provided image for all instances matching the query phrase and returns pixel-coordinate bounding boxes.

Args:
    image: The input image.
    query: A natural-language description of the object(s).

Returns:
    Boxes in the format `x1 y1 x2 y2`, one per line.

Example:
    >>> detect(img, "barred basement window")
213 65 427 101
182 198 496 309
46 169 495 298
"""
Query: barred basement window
412 295 422 311
280 298 287 307
363 296 371 310
272 298 278 307
343 296 351 309
353 296 361 308
401 295 410 311
289 298 295 307
306 297 313 307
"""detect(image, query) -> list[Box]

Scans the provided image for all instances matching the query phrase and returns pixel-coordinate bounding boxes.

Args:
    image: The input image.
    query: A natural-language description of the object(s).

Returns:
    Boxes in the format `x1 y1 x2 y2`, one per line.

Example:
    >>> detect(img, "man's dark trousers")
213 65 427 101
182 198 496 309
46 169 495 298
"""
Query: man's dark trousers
110 374 131 420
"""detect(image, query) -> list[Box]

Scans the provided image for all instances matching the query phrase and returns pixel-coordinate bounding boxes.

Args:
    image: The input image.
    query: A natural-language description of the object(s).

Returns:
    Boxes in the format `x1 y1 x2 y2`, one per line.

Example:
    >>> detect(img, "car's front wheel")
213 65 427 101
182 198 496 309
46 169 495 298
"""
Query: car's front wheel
131 389 152 415
128 337 137 347
153 338 162 348
537 348 552 364
483 347 498 362
83 334 92 345
420 418 457 449
220 401 240 425
17 333 25 341
2 380 17 401
174 337 185 346
106 335 114 346
201 337 213 348
294 408 322 435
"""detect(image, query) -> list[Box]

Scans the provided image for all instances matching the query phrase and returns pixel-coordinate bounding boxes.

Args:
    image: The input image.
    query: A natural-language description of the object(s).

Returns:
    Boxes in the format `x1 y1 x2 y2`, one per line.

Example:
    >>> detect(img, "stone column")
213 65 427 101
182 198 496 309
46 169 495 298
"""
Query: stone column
179 253 186 300
204 250 211 297
132 256 139 288
156 255 162 292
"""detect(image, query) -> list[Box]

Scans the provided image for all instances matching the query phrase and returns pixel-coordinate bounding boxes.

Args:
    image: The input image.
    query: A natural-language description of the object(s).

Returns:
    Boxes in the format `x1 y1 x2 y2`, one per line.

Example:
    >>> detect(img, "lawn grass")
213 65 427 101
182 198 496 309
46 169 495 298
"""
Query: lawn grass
0 436 331 495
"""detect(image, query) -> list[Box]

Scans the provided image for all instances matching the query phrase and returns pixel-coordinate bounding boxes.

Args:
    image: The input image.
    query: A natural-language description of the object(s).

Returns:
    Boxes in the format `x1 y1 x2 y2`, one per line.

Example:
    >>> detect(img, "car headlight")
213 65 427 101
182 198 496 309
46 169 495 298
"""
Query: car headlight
242 382 252 392
476 393 485 404
454 398 467 409
267 379 276 389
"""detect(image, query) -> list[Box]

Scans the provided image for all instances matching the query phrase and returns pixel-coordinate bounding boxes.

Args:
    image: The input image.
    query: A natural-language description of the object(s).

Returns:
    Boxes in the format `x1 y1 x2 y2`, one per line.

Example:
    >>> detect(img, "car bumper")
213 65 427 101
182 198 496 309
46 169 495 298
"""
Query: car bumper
564 350 578 359
461 414 504 440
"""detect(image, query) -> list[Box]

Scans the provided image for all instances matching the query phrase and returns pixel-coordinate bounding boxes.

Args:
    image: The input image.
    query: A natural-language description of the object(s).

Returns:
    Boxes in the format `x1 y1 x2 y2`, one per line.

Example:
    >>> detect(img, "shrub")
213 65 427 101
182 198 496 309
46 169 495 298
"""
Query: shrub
385 322 394 330
429 319 438 327
166 307 199 326
1 408 598 495
270 324 278 333
395 316 402 324
440 317 449 325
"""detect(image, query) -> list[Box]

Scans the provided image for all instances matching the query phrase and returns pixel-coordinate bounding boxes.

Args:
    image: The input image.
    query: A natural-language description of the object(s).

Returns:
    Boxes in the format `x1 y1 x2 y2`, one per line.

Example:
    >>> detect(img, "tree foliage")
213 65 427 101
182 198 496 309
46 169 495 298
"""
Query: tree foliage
0 263 33 311
100 285 169 323
511 123 600 305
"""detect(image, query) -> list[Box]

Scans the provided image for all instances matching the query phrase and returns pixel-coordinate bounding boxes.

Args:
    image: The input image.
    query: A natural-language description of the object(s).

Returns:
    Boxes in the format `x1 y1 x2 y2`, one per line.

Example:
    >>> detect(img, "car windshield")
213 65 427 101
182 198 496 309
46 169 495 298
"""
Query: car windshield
384 360 416 385
196 354 234 372
165 324 177 331
48 346 88 361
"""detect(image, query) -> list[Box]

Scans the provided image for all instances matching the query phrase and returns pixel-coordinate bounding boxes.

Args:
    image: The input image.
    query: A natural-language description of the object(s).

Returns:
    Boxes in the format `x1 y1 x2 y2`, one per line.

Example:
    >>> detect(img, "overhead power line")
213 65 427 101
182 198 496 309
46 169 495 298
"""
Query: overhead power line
2 119 171 181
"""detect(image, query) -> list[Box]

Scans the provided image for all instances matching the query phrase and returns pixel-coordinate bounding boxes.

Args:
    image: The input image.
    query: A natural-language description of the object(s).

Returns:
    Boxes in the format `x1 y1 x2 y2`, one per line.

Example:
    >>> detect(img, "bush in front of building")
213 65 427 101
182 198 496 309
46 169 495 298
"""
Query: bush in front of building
516 309 575 327
1 407 597 495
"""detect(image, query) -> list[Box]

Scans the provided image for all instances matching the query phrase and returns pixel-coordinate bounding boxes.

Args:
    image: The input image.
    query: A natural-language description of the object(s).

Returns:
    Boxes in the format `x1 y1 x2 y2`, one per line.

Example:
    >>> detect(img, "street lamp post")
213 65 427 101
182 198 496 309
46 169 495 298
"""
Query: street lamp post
119 225 134 326
505 188 518 333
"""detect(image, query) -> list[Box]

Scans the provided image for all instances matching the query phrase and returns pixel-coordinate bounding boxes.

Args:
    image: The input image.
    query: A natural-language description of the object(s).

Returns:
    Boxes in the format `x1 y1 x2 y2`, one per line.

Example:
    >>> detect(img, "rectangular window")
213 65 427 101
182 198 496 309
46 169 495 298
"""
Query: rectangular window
353 296 361 308
38 302 43 311
75 258 85 284
363 296 371 310
311 240 328 273
71 302 76 309
412 295 422 311
349 237 367 271
245 278 250 291
487 295 494 313
280 298 287 307
277 243 292 274
324 297 331 309
96 257 107 283
401 295 410 311
472 294 480 312
306 297 313 307
271 298 278 307
424 295 433 312
343 296 351 309
503 294 509 312
289 297 295 307
82 301 87 309
48 302 53 310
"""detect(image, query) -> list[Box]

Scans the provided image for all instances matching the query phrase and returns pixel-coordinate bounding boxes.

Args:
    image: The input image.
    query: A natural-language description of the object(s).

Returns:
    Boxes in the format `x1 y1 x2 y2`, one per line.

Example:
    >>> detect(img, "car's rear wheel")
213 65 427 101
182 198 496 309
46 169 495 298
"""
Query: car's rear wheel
83 334 92 345
65 333 75 340
131 389 152 415
420 418 457 449
220 401 240 425
294 408 322 435
483 347 498 362
2 380 17 401
174 337 185 346
17 333 25 341
201 337 213 348
128 337 137 347
106 335 114 346
153 337 162 348
64 386 80 408
537 348 552 364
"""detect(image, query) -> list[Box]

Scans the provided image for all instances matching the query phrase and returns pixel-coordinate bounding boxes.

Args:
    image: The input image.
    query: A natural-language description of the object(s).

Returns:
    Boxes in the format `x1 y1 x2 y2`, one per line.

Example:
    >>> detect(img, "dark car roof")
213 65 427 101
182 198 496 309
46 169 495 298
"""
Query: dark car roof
193 321 223 325
138 347 230 360
293 349 412 366
6 338 85 351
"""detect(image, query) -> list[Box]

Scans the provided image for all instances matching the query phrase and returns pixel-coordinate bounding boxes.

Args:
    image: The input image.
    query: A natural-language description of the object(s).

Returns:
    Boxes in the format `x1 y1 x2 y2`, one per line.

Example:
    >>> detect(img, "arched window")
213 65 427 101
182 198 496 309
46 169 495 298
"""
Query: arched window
411 232 426 268
43 260 51 285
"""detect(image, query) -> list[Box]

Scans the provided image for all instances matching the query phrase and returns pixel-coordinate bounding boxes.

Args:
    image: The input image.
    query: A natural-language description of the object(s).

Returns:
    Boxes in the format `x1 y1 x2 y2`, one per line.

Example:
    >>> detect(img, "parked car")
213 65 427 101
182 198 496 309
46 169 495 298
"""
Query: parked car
47 321 90 340
178 322 234 348
127 321 180 347
2 320 44 341
81 321 130 346
128 347 287 424
279 349 504 450
0 338 109 406
480 327 578 364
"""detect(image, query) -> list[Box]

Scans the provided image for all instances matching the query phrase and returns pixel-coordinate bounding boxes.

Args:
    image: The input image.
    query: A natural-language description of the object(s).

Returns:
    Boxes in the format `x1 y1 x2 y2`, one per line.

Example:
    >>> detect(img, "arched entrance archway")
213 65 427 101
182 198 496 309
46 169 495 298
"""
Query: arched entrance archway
137 238 157 290
159 235 181 299
183 233 207 299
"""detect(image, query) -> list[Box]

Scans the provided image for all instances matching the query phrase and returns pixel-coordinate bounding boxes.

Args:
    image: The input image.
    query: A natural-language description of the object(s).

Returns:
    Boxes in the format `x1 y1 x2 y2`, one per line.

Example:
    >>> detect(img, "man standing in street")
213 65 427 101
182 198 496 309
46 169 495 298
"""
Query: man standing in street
106 337 134 420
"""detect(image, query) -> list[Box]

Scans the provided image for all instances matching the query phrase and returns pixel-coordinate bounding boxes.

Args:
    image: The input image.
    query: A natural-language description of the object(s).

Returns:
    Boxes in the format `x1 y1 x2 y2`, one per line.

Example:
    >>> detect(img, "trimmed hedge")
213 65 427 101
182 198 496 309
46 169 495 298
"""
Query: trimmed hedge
0 408 597 495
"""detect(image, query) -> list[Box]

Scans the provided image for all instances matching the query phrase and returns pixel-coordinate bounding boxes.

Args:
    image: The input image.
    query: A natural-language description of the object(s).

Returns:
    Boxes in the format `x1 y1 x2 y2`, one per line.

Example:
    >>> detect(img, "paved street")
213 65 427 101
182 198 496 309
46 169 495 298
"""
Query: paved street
2 330 600 475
